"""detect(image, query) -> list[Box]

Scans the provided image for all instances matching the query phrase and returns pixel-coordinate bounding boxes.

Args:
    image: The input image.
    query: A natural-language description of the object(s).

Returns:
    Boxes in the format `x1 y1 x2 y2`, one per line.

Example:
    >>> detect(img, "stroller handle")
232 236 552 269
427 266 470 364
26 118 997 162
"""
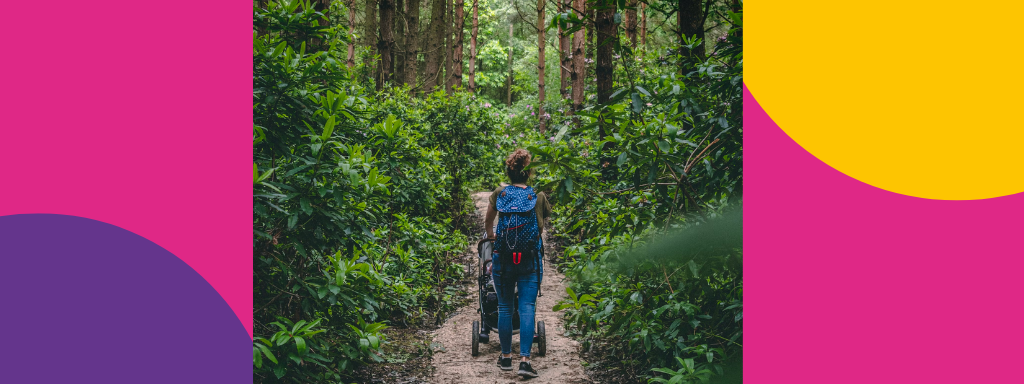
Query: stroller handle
477 237 494 275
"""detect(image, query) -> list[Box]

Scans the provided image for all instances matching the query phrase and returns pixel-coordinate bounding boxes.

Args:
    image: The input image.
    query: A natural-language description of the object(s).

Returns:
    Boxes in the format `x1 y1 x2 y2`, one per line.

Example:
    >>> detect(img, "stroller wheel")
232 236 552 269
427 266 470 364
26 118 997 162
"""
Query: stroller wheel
472 320 480 356
536 321 546 356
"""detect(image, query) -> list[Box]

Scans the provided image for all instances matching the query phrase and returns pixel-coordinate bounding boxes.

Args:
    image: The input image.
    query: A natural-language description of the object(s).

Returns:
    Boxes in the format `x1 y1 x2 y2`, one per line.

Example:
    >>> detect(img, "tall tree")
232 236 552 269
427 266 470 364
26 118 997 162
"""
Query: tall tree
624 0 637 49
395 0 406 84
677 0 704 59
348 0 356 68
423 0 446 91
444 0 454 93
595 0 614 110
404 0 420 86
640 2 647 47
377 0 396 90
468 0 479 93
595 0 617 178
506 23 514 105
312 0 332 51
365 0 379 79
587 5 595 61
447 0 465 91
569 0 585 113
537 0 546 132
558 0 570 99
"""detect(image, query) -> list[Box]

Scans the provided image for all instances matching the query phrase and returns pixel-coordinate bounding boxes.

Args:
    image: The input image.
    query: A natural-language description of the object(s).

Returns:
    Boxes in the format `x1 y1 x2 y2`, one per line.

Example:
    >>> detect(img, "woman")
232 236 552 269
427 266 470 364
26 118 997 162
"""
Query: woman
484 148 551 378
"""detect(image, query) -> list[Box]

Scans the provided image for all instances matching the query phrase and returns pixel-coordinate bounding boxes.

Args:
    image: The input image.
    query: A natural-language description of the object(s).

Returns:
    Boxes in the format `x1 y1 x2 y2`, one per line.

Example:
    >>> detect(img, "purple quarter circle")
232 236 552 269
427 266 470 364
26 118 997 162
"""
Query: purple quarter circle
0 214 249 383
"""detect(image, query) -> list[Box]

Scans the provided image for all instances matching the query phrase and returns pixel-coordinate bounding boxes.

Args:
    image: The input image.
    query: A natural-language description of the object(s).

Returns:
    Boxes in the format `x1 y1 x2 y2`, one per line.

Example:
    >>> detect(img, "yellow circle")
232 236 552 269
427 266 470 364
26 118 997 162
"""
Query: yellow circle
746 1 1024 200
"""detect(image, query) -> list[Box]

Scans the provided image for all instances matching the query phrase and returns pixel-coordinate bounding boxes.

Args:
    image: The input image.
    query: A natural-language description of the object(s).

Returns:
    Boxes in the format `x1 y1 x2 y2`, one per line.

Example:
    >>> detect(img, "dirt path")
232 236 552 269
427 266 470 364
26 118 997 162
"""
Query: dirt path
429 191 587 384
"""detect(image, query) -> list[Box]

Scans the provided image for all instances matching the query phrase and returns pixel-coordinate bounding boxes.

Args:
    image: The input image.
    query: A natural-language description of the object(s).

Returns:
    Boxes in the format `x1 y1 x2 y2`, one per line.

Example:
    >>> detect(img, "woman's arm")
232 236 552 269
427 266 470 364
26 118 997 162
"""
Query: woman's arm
484 199 498 239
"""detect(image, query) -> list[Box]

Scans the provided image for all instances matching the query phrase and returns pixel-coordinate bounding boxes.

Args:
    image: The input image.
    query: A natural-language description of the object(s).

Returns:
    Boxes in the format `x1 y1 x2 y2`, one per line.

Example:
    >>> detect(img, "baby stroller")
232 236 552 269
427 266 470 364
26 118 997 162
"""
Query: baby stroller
471 237 546 357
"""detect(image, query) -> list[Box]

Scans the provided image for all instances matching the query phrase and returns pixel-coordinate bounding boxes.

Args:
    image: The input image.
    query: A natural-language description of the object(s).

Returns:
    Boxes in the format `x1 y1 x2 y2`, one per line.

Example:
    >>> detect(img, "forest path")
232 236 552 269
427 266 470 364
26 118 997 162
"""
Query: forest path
429 190 587 384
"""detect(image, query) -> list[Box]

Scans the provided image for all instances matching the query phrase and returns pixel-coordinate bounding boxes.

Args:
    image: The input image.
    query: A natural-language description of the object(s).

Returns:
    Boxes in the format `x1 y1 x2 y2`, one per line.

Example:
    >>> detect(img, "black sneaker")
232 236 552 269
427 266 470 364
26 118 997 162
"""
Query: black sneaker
518 361 538 378
497 356 513 371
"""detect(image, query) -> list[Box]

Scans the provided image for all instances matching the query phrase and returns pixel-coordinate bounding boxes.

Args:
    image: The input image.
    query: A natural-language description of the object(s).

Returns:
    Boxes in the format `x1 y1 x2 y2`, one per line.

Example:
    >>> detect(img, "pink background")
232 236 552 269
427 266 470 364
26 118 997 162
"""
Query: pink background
0 1 252 337
745 86 1023 382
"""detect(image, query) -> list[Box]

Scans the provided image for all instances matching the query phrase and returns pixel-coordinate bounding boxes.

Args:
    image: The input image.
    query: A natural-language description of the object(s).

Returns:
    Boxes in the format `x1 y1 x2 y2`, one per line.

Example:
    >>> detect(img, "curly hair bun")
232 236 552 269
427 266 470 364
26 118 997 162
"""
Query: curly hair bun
505 148 531 172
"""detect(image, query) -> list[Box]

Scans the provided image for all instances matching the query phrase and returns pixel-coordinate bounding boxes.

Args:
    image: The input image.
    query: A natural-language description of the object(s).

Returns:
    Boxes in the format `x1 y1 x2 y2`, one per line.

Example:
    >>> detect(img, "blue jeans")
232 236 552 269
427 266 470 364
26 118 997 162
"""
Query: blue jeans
492 253 542 357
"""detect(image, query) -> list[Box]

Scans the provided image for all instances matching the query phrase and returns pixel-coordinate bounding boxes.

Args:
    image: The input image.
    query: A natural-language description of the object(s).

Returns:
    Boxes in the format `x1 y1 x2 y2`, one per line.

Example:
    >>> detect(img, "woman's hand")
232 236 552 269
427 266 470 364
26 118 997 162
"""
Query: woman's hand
484 197 498 240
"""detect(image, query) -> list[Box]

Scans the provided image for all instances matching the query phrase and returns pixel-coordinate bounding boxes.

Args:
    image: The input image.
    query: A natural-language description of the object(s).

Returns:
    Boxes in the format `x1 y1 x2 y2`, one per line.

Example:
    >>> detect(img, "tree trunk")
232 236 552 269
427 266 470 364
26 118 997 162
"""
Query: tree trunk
570 0 585 113
365 0 379 80
405 0 420 86
348 0 356 68
595 0 614 109
596 0 617 178
377 0 395 90
677 0 704 59
507 23 514 106
395 0 406 84
468 0 479 93
423 0 446 92
640 2 647 48
558 0 569 99
587 5 595 62
444 0 454 93
537 0 546 132
624 0 637 50
313 0 331 51
448 0 465 91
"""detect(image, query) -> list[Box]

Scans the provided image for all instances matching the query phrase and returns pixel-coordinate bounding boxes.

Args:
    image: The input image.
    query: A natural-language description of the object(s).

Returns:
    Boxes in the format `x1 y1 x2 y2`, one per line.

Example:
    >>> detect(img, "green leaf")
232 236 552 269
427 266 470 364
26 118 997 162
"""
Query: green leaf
322 115 336 140
552 124 569 143
683 358 695 373
617 152 628 166
675 138 698 147
609 87 628 100
291 321 307 334
294 336 306 354
566 287 578 302
255 343 278 364
287 214 298 229
651 368 679 375
253 163 259 184
333 189 345 205
270 41 287 58
284 164 313 177
631 93 643 113
257 168 275 183
636 86 651 97
658 140 671 153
